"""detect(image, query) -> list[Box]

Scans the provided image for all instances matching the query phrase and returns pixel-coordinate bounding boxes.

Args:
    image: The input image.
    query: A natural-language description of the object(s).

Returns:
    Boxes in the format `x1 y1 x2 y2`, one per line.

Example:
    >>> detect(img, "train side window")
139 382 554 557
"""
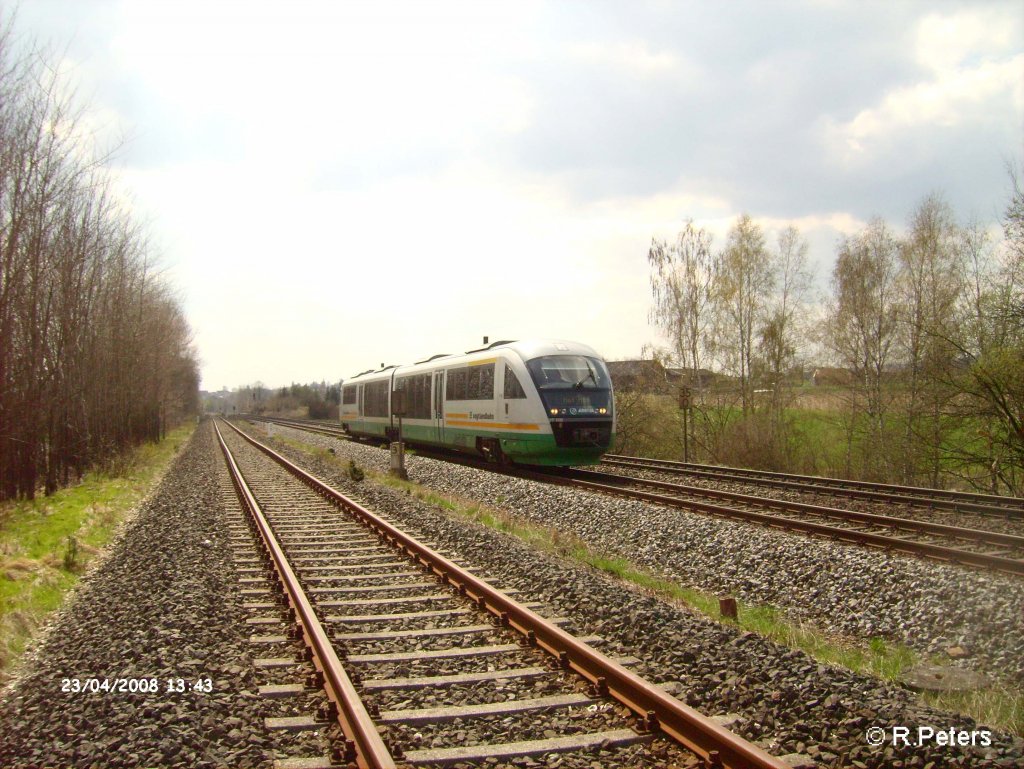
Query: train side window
477 364 494 399
414 373 430 418
461 364 493 400
364 380 388 417
466 366 481 399
394 377 407 416
479 364 495 399
395 374 431 418
446 368 466 401
504 365 526 399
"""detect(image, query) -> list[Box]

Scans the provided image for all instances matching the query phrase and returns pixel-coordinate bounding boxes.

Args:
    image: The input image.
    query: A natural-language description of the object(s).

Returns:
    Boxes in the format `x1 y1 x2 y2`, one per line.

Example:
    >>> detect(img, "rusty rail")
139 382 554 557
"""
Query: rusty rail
214 421 396 769
223 418 789 769
252 416 1024 518
531 468 1024 577
570 468 1024 552
602 454 1024 517
243 416 1024 575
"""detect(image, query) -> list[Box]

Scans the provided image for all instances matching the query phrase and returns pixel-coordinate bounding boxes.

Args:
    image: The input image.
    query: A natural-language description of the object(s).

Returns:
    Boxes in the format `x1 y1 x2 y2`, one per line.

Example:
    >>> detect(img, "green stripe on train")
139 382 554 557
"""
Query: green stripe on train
342 420 611 466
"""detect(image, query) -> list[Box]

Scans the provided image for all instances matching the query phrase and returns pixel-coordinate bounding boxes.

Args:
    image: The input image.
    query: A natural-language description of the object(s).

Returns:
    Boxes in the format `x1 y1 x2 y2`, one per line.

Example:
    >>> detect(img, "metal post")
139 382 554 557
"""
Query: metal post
390 394 407 480
682 405 689 463
678 386 691 463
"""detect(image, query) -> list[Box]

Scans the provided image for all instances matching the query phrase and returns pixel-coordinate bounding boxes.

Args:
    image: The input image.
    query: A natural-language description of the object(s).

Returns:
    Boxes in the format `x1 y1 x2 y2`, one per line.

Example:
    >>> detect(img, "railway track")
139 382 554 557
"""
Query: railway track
216 419 786 769
600 454 1024 519
535 467 1024 577
248 416 1024 577
251 416 1024 519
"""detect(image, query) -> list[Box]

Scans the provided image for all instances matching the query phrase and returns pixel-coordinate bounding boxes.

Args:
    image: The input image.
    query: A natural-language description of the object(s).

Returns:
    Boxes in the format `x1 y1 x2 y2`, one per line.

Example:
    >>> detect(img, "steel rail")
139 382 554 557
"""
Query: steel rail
246 416 1024 573
602 455 1024 517
254 416 1023 517
568 468 1024 552
255 416 344 438
525 468 1024 576
214 420 396 769
223 418 789 769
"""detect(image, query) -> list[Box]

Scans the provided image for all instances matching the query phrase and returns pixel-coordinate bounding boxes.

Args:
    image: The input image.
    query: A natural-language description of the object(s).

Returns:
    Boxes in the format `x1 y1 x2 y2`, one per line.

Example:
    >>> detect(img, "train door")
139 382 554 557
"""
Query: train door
501 362 527 421
432 370 445 444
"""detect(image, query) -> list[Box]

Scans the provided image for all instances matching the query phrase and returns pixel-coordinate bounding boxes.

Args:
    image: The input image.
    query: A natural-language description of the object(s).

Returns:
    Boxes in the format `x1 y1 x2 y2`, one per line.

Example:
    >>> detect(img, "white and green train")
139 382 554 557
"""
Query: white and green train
339 339 615 466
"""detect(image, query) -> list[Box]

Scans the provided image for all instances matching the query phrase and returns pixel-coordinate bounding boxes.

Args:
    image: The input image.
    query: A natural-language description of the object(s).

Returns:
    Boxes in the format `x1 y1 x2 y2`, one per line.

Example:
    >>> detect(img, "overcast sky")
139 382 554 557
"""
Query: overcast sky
12 0 1023 390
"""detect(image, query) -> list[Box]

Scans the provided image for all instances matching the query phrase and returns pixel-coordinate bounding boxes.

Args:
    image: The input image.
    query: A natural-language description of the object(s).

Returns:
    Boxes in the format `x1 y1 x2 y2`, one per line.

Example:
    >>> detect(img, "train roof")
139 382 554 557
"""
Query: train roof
495 339 604 361
344 339 605 381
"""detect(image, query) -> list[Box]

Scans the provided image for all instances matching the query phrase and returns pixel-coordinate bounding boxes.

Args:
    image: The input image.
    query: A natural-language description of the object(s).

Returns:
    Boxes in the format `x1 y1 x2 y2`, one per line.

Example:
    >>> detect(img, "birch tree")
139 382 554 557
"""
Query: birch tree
715 214 773 416
898 194 963 485
761 225 812 429
648 220 715 382
825 219 902 479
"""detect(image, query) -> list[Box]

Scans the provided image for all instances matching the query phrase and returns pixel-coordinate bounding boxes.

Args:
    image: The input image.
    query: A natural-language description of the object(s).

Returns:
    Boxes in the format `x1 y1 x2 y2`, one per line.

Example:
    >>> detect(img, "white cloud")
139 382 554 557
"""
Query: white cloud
568 40 697 81
820 7 1022 163
916 8 1019 73
838 57 1021 153
13 0 1020 387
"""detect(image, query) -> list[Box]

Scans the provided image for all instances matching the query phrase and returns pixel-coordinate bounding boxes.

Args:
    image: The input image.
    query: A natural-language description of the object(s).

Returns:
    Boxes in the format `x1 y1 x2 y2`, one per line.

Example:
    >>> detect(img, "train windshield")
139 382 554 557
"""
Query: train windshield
525 356 612 417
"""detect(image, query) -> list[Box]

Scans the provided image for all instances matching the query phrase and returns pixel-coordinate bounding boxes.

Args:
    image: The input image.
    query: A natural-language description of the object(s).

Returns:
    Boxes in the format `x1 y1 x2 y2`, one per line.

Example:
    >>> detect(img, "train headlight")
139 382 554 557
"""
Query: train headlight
598 408 607 414
549 408 559 415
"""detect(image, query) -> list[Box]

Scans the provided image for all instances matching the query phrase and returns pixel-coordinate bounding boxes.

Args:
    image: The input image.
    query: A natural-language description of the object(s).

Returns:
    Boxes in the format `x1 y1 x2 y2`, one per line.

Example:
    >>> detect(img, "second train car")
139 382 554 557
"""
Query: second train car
339 339 615 466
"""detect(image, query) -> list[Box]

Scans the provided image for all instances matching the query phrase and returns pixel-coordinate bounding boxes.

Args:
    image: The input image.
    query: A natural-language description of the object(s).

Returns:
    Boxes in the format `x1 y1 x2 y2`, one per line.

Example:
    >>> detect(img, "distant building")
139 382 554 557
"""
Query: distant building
606 360 725 394
812 367 855 387
666 367 718 389
606 359 671 393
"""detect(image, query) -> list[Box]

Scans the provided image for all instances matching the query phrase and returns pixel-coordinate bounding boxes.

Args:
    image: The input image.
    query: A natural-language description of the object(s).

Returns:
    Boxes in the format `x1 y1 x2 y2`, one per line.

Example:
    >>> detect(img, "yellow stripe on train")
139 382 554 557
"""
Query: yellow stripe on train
445 419 540 431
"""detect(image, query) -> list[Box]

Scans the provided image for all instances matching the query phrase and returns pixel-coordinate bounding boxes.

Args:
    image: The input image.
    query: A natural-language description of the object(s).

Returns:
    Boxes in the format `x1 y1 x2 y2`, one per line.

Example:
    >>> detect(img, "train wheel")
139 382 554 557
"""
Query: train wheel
478 438 504 464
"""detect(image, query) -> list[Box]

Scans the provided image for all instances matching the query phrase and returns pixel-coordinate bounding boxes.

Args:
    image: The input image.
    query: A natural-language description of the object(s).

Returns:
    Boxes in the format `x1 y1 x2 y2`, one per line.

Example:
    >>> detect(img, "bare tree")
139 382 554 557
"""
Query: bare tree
898 193 963 486
648 221 715 457
648 220 715 380
714 213 773 416
1003 163 1024 323
937 175 1024 494
760 225 813 430
825 218 902 479
0 15 199 501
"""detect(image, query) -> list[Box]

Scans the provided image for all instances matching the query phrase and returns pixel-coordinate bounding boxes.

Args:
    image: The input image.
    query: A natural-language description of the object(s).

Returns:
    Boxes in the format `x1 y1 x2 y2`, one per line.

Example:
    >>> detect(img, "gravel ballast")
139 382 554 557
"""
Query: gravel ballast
0 423 272 769
269 424 1024 685
257 421 1024 768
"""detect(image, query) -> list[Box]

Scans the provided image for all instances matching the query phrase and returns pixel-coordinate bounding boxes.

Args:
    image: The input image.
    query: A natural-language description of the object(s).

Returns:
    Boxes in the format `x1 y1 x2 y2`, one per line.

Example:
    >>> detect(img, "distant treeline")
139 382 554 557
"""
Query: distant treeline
208 382 340 421
0 20 199 501
642 182 1023 495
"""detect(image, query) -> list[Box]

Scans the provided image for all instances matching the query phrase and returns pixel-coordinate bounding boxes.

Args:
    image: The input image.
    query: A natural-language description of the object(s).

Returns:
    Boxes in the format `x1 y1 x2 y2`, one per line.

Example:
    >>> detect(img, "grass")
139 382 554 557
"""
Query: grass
268 431 1024 735
0 423 195 685
619 390 1014 491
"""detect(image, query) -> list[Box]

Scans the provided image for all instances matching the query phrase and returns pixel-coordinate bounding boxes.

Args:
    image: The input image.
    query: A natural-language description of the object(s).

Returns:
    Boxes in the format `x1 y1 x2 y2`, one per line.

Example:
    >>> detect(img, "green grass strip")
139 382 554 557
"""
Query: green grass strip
0 423 196 684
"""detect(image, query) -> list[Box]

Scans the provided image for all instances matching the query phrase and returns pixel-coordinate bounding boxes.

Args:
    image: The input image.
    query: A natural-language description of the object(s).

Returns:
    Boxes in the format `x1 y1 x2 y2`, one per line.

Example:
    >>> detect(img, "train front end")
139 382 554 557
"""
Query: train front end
517 349 615 466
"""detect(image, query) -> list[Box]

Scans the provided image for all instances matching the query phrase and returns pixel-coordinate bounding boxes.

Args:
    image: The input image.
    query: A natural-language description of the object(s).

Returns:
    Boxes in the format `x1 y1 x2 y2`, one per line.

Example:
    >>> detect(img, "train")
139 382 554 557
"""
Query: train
339 339 615 466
